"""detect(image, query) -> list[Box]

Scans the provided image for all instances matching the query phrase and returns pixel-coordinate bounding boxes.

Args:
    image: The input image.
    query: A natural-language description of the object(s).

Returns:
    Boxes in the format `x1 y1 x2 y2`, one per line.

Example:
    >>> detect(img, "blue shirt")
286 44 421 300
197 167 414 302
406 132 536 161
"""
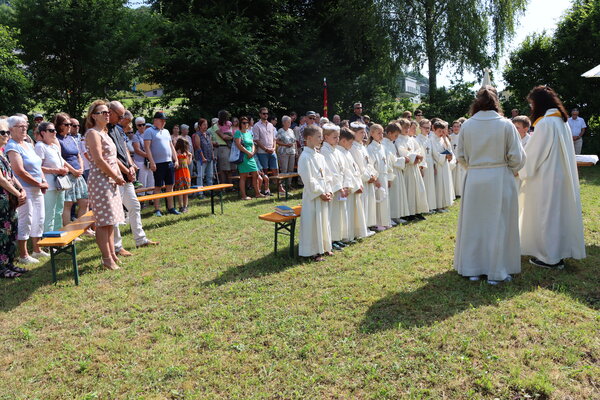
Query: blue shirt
57 133 81 170
4 139 44 188
143 126 172 163
131 131 146 165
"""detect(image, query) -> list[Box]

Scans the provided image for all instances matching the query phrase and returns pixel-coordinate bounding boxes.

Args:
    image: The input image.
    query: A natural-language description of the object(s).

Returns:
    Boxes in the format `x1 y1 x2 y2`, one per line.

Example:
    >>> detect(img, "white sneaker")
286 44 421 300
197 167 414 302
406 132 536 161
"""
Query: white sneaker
18 255 40 264
32 250 50 258
365 230 376 237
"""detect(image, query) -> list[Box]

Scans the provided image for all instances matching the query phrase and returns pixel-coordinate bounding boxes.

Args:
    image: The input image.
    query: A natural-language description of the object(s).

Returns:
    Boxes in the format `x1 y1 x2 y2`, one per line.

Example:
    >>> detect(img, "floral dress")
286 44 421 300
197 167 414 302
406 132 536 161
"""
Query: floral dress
174 153 191 190
0 151 18 269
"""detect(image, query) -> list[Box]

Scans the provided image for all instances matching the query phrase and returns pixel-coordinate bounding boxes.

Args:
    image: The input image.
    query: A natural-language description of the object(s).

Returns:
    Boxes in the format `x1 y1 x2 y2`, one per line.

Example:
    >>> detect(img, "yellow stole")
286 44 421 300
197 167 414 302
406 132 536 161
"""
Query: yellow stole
532 111 562 127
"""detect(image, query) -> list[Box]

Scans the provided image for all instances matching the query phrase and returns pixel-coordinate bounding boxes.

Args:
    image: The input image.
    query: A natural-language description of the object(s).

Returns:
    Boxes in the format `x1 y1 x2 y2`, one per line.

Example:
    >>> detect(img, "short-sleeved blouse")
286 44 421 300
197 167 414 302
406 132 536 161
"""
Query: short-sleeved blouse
4 139 43 188
34 142 64 190
57 134 81 170
276 128 297 155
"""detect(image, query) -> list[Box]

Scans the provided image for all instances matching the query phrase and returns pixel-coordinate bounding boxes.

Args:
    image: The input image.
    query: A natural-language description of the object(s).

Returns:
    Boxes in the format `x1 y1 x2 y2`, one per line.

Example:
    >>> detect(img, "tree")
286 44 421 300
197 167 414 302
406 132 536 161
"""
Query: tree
0 24 32 114
10 0 156 117
384 0 527 103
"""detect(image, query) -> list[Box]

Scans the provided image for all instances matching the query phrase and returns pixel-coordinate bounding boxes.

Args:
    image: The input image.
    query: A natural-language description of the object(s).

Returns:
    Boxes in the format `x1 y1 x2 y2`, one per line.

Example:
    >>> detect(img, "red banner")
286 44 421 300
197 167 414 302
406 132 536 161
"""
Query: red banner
323 78 328 118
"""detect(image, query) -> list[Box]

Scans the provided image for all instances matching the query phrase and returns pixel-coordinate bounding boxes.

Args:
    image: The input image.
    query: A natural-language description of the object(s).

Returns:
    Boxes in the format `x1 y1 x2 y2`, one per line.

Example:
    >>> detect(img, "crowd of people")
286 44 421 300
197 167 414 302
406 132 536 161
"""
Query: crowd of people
0 85 587 283
297 85 586 285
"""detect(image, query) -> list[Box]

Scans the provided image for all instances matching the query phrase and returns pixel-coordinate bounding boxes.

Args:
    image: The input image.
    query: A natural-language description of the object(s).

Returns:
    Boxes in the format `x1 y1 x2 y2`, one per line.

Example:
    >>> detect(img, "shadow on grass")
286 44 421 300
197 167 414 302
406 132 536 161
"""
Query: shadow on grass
204 248 306 286
360 248 600 333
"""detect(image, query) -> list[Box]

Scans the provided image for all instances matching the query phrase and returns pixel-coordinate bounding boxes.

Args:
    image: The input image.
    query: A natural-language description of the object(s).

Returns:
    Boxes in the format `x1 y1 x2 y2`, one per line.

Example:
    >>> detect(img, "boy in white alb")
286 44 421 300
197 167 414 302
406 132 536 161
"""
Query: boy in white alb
431 120 455 211
382 122 410 224
512 116 531 147
415 119 437 213
449 120 466 198
396 118 429 220
297 125 333 261
320 123 350 250
349 122 378 231
366 124 393 230
337 128 368 240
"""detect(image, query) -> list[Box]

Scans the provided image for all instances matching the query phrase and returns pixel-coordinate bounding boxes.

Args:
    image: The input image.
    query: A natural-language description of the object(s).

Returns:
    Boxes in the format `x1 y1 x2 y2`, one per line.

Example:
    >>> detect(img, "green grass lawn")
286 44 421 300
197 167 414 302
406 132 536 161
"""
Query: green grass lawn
1 168 599 399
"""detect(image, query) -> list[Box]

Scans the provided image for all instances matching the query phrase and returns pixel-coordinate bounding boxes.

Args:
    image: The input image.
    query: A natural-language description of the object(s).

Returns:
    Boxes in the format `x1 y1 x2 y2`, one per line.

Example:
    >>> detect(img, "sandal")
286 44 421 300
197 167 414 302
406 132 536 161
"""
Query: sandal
324 251 334 256
1 267 21 279
311 255 325 262
101 257 120 271
9 265 29 274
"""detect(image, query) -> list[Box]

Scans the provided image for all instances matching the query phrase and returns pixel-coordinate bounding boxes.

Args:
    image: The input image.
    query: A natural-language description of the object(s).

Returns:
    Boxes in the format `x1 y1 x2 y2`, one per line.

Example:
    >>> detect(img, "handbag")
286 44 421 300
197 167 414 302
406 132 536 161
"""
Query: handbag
228 143 245 164
55 174 73 191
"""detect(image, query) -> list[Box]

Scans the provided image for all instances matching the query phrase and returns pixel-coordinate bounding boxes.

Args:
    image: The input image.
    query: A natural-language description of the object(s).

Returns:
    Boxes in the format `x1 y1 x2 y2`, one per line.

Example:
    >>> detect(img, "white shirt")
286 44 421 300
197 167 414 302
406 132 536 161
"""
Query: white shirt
567 116 586 137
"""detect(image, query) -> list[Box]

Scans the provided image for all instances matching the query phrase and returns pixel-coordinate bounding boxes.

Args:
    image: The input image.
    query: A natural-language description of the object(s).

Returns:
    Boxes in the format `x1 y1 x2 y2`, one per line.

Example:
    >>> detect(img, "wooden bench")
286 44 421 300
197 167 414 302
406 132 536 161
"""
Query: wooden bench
137 183 234 214
37 210 96 285
258 205 302 257
272 172 299 201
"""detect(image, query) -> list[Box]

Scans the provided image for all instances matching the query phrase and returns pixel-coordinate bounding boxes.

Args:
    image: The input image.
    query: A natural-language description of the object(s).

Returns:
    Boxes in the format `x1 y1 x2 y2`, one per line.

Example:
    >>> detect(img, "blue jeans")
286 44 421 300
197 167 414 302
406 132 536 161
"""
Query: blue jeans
196 160 214 187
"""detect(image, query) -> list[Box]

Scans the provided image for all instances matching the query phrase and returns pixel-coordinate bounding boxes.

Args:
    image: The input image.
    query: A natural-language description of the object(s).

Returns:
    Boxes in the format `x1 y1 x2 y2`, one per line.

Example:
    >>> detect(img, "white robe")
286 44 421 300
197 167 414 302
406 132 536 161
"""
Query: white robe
320 142 349 242
415 133 437 211
367 140 392 227
396 135 429 215
431 135 456 209
298 147 332 257
337 145 368 239
350 141 377 227
518 108 586 264
382 138 410 219
450 133 467 197
454 111 526 280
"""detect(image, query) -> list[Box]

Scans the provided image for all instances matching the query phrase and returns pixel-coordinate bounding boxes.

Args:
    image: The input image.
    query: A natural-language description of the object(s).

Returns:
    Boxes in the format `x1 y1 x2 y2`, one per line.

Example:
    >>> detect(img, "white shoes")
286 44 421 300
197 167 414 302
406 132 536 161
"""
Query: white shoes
32 250 50 258
18 255 40 264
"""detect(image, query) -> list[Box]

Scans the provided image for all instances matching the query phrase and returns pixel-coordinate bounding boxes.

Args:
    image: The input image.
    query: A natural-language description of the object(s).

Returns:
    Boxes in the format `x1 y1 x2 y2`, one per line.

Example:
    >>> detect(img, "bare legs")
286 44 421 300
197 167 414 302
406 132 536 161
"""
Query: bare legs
96 225 119 269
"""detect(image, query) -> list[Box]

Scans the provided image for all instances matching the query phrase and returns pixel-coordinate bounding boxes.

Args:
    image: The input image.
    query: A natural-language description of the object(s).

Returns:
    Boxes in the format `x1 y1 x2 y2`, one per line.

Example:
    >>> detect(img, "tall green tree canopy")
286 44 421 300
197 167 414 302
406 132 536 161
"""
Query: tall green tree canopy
10 0 155 117
384 0 527 101
0 24 31 115
147 0 397 119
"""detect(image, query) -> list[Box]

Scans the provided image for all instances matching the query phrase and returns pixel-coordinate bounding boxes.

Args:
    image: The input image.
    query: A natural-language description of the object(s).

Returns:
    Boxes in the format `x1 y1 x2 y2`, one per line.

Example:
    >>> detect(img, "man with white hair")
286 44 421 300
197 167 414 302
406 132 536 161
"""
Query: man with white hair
131 116 154 195
568 108 587 155
332 115 341 125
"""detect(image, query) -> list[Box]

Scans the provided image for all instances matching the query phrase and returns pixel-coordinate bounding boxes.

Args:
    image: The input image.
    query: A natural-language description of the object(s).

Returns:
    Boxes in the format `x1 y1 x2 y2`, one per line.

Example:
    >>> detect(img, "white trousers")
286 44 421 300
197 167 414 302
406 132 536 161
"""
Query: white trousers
574 138 583 155
113 182 148 250
17 186 45 240
137 163 155 195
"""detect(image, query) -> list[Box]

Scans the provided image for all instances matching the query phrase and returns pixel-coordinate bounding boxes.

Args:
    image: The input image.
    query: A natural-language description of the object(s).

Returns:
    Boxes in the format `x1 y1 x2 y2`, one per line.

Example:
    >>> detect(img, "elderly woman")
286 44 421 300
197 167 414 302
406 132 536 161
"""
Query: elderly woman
5 115 49 265
276 115 297 194
35 122 70 232
54 113 90 227
0 119 28 277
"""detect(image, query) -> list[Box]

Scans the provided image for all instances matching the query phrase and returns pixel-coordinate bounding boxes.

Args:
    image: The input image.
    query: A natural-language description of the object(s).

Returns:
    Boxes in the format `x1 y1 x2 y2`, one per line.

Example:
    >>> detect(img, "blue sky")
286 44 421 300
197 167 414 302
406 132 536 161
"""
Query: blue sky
432 0 573 89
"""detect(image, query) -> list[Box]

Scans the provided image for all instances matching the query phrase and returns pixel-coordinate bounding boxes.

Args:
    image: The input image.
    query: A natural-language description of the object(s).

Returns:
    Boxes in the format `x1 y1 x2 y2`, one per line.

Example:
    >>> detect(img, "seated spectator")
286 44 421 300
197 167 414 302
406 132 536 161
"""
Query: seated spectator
5 115 48 266
0 118 27 278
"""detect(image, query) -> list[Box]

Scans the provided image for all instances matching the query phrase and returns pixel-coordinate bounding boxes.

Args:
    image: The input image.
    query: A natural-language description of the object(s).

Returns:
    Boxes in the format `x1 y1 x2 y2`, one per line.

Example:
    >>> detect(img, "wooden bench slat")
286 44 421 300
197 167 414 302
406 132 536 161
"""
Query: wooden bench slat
137 184 233 202
38 210 96 247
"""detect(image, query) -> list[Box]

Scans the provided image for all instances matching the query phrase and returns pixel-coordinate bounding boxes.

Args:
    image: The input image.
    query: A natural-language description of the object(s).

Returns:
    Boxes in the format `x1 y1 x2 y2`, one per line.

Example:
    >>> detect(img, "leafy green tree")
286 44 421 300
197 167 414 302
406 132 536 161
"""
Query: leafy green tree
10 0 156 117
0 24 32 114
384 0 527 102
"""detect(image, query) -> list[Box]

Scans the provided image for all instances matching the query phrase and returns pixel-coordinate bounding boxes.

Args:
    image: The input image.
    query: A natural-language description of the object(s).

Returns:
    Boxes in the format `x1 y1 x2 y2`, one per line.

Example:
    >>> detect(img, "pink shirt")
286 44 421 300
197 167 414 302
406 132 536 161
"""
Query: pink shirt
218 121 232 134
252 120 276 154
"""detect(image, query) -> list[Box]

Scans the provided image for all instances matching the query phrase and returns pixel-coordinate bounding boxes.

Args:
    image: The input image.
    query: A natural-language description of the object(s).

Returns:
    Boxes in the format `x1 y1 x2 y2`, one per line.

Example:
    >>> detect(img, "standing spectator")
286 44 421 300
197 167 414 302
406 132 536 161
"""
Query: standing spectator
231 117 240 134
414 109 424 123
171 124 181 145
519 86 586 268
5 115 48 265
252 107 278 196
567 108 587 155
55 113 89 227
108 101 159 252
35 122 69 232
144 111 180 216
402 111 412 120
276 115 297 194
84 100 125 270
0 119 27 277
70 117 82 143
193 118 214 191
180 124 194 177
131 117 154 195
290 111 298 129
454 86 526 284
27 113 44 143
511 108 519 119
216 110 234 183
72 118 91 181
349 102 365 124
174 138 192 212
332 114 341 126
234 116 263 200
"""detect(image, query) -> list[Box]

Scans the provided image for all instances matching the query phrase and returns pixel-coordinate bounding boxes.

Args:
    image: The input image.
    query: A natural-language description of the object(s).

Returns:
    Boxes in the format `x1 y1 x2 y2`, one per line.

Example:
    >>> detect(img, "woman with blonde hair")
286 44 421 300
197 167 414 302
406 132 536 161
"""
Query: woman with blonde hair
84 100 126 270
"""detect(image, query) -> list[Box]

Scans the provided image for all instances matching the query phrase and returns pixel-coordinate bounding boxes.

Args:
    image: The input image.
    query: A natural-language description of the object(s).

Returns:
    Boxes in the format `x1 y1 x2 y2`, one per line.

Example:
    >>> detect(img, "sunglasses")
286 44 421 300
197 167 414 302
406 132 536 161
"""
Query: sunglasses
0 130 9 136
43 129 57 133
136 124 145 127
240 121 249 125
260 113 268 116
72 124 80 128
94 111 110 115
62 123 72 127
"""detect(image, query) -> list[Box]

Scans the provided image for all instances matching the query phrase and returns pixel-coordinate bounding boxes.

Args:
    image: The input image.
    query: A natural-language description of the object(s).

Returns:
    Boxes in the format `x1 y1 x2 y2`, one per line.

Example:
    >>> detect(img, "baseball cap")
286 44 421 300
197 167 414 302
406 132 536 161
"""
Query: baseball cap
153 111 168 120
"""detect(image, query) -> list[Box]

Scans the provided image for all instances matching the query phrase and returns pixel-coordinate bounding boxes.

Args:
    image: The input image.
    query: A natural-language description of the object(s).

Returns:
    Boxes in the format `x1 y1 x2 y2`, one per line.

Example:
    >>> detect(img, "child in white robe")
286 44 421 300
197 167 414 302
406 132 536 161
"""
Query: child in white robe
297 125 333 261
349 122 378 230
320 123 350 249
416 119 437 213
512 116 531 148
450 120 466 198
366 124 393 230
382 122 410 223
337 127 368 240
396 118 429 219
431 120 455 212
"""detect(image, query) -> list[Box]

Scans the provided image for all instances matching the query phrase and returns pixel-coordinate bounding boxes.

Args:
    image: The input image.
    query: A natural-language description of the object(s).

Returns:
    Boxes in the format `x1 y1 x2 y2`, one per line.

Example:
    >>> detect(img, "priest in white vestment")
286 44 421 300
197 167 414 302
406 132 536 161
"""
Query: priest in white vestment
519 86 586 268
454 86 526 283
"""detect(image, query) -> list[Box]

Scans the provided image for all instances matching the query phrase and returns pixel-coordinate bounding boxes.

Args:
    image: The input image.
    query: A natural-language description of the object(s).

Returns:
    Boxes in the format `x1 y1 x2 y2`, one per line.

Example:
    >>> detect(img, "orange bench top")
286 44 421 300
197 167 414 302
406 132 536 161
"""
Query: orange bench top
577 161 594 167
258 205 302 223
38 211 96 247
272 172 299 179
137 184 233 202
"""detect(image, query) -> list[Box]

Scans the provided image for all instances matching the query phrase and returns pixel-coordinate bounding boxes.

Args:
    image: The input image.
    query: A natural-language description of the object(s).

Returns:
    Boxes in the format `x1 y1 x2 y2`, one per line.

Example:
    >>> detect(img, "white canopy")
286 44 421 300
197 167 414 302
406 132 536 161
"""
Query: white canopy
581 64 600 78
